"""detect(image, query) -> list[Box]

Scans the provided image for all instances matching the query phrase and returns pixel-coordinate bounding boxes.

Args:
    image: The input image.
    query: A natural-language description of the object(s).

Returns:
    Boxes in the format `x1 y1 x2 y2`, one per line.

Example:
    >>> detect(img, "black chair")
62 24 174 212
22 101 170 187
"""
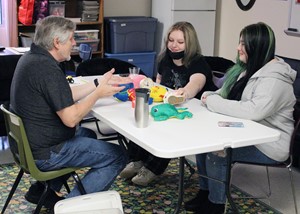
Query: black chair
0 55 22 150
229 103 300 214
76 57 146 141
204 56 235 88
0 55 21 138
76 57 146 76
277 55 300 99
277 55 300 169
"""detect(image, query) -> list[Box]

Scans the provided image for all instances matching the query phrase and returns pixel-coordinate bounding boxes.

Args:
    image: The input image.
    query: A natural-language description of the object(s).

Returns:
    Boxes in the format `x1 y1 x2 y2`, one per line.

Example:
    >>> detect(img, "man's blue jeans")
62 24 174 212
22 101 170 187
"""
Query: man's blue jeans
196 146 279 204
35 127 127 198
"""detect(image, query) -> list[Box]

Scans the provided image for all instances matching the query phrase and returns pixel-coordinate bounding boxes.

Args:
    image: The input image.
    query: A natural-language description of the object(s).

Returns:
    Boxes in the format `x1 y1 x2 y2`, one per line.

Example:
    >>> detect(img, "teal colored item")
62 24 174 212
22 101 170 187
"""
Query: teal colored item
150 103 193 121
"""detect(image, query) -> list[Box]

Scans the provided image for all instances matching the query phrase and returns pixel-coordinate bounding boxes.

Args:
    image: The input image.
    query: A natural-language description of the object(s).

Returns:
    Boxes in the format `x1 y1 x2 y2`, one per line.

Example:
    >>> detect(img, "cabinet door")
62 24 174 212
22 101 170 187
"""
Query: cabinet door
173 11 216 56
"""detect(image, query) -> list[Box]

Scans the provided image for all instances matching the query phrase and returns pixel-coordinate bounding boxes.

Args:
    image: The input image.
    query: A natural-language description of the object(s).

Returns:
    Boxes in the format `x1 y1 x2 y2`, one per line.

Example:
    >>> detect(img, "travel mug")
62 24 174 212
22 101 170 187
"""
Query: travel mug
135 88 150 128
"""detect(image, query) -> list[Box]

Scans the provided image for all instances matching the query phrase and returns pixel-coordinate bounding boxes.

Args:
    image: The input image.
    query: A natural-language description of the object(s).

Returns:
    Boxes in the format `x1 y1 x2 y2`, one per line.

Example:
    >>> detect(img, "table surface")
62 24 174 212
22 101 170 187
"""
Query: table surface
88 78 280 158
0 47 29 56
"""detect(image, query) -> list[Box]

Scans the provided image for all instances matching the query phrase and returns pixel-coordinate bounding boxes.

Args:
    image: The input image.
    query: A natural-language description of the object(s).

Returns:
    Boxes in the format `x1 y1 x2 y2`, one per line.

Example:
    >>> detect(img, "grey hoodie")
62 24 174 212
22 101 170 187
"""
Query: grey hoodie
205 57 296 162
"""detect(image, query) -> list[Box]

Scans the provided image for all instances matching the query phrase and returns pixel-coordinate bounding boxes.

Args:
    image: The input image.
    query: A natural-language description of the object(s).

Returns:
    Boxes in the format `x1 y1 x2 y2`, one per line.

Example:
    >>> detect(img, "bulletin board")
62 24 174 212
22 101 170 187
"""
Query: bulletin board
285 0 300 37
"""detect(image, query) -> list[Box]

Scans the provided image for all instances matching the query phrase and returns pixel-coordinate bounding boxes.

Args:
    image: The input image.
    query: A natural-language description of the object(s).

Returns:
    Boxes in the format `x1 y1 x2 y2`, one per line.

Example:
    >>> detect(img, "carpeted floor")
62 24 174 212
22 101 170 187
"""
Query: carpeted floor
0 159 281 214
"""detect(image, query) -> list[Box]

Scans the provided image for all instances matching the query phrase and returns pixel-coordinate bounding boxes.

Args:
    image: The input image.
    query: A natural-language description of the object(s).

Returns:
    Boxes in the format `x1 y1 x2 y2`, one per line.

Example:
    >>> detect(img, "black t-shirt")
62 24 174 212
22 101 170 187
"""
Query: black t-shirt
10 44 75 160
158 55 217 99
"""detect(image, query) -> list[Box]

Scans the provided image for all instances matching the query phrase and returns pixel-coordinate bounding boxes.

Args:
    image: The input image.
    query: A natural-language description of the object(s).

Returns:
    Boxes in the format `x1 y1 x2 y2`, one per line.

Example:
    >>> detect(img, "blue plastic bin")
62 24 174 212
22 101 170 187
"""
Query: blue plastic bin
104 16 157 54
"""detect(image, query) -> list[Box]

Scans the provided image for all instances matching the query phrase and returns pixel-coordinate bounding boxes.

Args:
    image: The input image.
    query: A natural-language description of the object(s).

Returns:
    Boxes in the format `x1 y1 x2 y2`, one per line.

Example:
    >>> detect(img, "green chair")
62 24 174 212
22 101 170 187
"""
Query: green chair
0 104 86 214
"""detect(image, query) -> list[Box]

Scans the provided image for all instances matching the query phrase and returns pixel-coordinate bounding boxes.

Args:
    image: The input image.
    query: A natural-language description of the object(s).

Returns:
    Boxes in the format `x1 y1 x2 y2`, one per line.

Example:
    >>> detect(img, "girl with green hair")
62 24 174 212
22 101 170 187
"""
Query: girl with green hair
185 22 296 214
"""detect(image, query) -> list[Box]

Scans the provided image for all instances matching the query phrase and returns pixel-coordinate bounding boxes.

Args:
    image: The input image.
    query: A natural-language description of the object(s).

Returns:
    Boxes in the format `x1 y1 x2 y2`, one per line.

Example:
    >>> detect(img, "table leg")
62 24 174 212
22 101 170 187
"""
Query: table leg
174 157 185 214
225 148 239 213
116 135 185 214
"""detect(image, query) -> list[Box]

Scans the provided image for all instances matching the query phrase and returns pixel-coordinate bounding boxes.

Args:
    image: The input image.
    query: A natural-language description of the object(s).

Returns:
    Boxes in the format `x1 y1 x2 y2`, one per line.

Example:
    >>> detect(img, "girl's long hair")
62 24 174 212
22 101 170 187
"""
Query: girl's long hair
220 22 276 99
157 21 202 67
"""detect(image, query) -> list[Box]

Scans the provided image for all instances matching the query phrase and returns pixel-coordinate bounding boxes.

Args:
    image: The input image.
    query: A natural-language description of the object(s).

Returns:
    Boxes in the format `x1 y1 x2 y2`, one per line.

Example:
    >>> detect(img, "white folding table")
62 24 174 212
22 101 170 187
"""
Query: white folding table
90 93 280 213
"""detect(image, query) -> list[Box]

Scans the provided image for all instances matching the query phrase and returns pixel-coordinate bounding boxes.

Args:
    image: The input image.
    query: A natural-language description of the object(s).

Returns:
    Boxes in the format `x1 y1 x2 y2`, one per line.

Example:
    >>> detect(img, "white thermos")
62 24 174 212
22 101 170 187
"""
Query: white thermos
134 88 150 128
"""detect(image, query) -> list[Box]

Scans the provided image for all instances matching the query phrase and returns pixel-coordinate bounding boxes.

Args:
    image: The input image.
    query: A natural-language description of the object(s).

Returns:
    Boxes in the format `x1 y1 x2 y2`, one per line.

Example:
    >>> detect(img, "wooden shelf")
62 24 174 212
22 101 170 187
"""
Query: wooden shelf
16 0 104 58
71 51 102 56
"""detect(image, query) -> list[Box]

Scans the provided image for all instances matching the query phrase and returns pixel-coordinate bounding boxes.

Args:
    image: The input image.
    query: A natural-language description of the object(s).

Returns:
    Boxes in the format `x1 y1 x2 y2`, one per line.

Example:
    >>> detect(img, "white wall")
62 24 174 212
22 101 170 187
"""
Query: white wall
103 0 299 61
216 0 300 61
103 0 151 17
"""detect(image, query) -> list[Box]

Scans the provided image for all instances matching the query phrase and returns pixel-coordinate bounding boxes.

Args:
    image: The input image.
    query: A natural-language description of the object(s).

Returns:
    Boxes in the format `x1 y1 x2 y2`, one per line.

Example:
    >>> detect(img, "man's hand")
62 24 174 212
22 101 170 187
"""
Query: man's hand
95 68 132 98
101 68 132 85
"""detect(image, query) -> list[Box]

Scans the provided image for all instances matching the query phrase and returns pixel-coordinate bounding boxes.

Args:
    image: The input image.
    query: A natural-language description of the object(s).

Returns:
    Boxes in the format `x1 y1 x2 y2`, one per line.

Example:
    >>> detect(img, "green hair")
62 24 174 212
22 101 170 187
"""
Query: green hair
219 58 246 98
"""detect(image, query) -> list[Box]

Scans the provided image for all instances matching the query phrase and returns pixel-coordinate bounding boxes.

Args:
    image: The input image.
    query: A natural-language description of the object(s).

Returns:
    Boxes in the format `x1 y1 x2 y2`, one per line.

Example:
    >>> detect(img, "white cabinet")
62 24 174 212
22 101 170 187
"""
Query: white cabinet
151 0 216 56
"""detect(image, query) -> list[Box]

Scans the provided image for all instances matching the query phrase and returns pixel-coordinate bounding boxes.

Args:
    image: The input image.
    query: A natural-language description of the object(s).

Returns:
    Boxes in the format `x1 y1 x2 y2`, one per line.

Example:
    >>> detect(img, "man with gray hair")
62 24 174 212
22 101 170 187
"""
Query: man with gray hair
10 16 130 209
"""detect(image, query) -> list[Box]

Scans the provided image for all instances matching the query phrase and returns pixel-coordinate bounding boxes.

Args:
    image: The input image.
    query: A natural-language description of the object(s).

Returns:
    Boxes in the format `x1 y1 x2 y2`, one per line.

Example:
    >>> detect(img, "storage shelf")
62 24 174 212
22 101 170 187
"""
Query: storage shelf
18 21 103 26
18 24 36 27
71 51 102 56
16 0 104 58
76 21 103 25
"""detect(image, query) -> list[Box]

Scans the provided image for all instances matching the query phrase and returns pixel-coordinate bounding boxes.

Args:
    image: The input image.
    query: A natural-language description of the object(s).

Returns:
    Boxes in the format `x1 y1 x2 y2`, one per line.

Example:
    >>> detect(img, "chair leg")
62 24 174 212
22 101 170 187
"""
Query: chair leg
59 173 71 193
265 166 272 197
1 169 24 214
63 180 71 193
231 165 272 200
71 172 86 195
81 117 118 141
1 136 5 150
117 134 129 152
287 166 298 214
33 182 50 214
94 119 118 140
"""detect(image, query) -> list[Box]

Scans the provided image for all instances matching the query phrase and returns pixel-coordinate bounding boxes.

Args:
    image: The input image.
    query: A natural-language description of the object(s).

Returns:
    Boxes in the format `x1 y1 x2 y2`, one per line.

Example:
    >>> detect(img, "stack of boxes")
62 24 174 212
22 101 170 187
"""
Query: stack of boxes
71 0 100 54
77 0 99 22
49 0 65 17
104 16 158 78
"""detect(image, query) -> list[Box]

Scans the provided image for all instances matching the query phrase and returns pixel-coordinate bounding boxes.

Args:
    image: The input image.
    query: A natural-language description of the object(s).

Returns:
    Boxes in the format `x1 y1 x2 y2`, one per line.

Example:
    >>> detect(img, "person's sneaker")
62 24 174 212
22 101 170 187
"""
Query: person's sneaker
119 161 143 179
25 181 64 209
163 92 185 105
131 166 157 186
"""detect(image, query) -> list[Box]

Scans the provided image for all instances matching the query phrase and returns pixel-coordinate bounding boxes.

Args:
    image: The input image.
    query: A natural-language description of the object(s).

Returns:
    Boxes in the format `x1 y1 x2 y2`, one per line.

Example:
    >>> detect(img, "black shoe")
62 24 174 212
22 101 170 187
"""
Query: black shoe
184 189 209 211
195 199 225 214
25 181 65 209
25 181 45 204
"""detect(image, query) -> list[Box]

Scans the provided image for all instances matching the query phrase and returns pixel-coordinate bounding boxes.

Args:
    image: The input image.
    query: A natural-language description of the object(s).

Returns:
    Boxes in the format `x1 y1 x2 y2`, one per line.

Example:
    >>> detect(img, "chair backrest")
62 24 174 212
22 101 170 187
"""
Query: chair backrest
76 57 146 77
276 55 300 99
0 55 22 136
79 43 92 62
291 101 300 167
204 56 235 89
0 104 44 176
